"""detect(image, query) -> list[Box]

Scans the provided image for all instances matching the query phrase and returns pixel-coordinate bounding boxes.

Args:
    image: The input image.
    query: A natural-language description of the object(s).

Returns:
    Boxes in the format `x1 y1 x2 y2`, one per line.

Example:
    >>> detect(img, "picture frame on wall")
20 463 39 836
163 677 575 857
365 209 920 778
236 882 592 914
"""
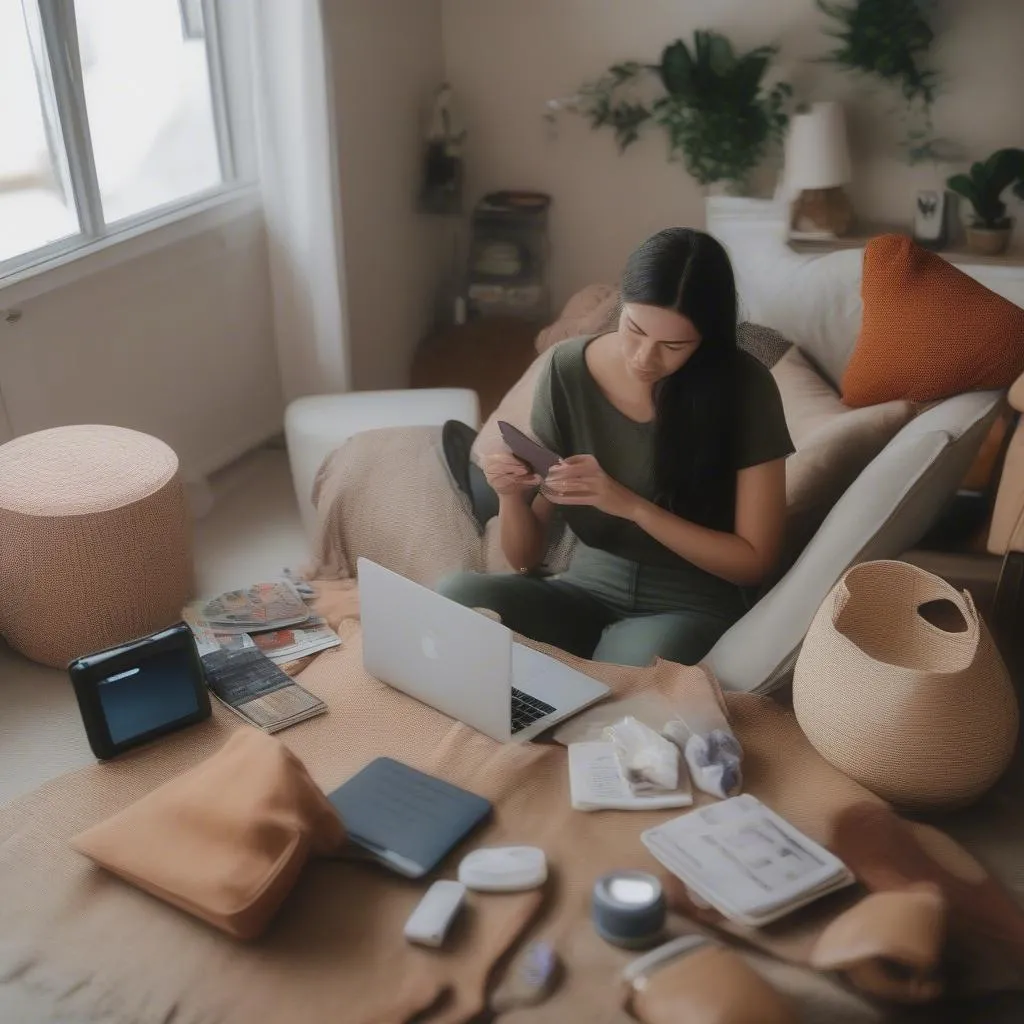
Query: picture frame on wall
913 189 948 250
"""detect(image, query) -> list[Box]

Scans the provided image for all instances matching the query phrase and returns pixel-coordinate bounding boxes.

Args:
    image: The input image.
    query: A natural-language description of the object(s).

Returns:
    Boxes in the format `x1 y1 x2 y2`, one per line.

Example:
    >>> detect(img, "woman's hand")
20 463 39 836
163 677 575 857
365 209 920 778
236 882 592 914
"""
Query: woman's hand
544 455 638 519
484 452 541 498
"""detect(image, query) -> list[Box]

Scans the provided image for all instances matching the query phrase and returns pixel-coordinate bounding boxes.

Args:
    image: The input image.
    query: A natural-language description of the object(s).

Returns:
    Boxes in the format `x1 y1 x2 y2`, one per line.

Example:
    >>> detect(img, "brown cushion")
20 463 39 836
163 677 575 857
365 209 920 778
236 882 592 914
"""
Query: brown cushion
534 284 619 354
72 730 347 939
773 347 915 560
736 322 793 369
841 235 1024 407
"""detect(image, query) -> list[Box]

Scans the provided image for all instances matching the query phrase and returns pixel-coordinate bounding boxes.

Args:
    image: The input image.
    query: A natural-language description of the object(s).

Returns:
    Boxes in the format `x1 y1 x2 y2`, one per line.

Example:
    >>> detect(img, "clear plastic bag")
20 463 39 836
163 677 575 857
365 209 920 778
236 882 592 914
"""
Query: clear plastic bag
603 716 680 794
555 691 744 801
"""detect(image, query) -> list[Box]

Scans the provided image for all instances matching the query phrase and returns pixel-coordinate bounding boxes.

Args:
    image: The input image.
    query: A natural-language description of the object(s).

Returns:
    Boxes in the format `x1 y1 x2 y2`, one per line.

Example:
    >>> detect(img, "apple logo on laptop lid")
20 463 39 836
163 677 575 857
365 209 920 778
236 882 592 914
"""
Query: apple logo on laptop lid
421 630 441 660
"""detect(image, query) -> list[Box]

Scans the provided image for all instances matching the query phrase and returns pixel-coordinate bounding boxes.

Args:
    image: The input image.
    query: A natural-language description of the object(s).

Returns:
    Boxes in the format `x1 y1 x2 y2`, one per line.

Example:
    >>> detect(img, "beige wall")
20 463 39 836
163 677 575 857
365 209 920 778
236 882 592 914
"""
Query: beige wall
442 0 1024 309
0 207 283 479
326 0 446 391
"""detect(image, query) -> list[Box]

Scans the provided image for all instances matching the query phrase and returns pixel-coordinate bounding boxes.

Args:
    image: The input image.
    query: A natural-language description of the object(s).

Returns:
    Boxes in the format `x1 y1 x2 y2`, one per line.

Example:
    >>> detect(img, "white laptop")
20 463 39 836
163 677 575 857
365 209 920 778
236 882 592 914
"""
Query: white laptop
358 558 610 743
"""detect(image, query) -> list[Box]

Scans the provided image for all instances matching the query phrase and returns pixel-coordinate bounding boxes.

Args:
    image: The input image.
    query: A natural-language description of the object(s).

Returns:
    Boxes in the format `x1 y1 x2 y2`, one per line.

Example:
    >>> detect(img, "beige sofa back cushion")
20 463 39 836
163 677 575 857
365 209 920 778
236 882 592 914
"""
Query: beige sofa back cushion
470 348 553 466
772 347 915 563
534 284 619 354
473 334 914 557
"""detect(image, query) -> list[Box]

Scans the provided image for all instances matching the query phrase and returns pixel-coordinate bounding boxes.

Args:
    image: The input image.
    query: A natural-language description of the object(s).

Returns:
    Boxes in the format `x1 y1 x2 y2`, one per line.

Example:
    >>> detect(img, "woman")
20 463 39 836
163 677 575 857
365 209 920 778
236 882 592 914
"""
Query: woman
439 227 793 667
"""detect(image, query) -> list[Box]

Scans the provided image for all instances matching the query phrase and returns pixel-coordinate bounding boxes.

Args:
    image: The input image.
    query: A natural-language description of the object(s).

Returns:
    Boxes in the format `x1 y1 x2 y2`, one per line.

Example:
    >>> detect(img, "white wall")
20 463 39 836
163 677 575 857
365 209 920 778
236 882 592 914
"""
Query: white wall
442 0 1024 309
326 0 446 391
0 206 283 478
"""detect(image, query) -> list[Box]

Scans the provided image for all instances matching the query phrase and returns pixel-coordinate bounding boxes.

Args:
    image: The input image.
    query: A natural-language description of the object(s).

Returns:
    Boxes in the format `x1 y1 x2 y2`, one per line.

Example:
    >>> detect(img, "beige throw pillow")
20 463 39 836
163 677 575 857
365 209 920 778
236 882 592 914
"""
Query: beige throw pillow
534 284 619 354
470 347 554 466
773 347 915 563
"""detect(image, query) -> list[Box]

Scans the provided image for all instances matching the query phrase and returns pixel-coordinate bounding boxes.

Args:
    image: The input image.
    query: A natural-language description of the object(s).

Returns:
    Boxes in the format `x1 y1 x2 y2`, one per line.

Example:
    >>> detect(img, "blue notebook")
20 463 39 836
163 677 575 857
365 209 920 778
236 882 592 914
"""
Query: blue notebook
326 757 492 878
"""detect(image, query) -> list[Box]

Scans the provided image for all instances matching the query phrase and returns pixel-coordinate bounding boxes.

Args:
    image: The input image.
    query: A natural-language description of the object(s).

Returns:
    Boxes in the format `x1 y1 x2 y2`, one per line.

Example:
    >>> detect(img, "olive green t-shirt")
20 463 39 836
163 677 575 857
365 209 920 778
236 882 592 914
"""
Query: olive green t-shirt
530 334 794 571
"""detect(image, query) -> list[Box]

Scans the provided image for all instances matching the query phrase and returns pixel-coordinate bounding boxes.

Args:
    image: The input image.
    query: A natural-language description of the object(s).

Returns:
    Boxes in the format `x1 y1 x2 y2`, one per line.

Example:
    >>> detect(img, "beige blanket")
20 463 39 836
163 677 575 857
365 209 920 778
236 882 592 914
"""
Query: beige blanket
1 585 1022 1024
309 426 576 587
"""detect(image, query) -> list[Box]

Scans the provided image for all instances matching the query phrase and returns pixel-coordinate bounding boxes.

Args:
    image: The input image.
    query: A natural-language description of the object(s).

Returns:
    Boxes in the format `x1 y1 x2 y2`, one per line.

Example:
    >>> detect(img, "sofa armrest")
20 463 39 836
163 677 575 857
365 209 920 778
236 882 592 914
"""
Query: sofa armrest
707 389 1004 693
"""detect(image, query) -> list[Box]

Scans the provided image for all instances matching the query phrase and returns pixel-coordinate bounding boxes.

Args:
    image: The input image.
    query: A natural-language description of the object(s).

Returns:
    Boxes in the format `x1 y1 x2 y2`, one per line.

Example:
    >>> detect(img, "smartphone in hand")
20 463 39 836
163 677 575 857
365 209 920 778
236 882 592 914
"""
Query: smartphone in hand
497 421 561 477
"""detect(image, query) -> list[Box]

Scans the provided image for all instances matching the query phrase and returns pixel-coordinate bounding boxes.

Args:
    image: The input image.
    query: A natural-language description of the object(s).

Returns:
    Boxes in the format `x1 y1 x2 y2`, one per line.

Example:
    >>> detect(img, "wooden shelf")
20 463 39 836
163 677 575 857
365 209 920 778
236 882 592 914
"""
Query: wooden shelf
786 225 1024 268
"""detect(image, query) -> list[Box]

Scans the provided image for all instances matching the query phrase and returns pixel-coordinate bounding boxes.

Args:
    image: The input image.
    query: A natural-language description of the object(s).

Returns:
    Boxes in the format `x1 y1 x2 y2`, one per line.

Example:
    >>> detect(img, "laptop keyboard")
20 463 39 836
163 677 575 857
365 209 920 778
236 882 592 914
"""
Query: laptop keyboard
511 688 557 734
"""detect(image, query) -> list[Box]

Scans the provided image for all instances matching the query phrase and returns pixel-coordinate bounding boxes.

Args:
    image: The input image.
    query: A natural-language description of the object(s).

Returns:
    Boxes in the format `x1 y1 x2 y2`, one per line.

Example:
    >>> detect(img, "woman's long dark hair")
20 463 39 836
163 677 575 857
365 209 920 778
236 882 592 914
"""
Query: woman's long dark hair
620 228 739 530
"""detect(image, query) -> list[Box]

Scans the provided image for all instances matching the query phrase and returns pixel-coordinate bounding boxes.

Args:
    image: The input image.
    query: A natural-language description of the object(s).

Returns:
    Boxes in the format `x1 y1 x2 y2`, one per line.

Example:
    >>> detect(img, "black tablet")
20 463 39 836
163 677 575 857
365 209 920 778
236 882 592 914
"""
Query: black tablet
68 622 212 760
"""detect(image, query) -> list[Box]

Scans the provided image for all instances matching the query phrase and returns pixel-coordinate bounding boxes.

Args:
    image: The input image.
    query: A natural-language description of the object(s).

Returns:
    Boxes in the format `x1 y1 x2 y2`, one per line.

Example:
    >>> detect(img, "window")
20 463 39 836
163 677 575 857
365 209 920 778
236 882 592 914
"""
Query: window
0 0 234 275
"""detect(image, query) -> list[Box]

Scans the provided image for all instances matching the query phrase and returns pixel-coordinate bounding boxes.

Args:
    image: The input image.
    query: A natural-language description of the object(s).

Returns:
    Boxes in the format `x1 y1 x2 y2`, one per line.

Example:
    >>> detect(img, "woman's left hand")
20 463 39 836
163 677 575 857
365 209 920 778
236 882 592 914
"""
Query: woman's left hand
544 455 638 519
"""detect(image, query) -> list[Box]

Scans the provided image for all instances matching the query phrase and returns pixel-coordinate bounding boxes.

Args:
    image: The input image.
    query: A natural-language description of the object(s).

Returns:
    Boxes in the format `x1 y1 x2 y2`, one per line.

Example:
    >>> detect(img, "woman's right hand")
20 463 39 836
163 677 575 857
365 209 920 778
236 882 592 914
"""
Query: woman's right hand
484 452 542 497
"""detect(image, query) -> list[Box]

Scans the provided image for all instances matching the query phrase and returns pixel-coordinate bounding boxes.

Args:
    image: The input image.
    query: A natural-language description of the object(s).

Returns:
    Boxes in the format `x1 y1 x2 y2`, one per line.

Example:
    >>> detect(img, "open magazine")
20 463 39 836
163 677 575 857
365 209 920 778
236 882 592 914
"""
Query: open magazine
186 579 342 665
200 646 327 733
200 580 311 633
182 579 341 732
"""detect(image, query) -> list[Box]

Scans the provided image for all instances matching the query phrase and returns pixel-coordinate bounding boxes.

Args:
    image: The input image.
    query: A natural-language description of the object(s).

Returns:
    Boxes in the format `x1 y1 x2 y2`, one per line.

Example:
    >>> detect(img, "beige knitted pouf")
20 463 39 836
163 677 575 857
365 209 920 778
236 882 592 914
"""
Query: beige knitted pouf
0 425 194 668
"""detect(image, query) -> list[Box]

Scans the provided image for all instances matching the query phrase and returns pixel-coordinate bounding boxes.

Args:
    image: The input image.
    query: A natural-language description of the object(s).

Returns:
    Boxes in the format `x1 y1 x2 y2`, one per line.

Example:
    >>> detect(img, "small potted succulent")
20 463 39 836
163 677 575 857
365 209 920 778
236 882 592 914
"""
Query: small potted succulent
946 148 1024 256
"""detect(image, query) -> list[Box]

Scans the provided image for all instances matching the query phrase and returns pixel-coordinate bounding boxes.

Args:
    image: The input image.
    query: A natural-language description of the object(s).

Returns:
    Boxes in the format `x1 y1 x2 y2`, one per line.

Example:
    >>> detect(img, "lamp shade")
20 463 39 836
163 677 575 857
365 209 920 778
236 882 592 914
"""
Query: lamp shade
785 101 852 191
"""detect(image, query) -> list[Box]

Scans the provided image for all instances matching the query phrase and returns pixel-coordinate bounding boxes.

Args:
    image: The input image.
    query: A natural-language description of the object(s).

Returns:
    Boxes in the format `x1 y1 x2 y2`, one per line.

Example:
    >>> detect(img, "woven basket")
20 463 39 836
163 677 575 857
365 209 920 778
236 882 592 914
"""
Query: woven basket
793 559 1018 809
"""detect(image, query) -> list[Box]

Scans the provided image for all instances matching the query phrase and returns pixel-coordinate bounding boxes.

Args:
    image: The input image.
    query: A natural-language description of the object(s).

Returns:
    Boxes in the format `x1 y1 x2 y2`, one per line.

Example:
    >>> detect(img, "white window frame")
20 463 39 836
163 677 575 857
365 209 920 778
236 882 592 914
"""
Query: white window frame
0 0 252 290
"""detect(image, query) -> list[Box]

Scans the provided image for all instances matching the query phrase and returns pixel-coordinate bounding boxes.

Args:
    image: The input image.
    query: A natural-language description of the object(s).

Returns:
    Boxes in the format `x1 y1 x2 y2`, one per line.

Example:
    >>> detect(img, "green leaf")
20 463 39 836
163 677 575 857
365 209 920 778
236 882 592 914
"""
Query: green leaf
609 61 643 83
707 32 735 76
659 39 694 96
946 173 978 206
986 148 1024 196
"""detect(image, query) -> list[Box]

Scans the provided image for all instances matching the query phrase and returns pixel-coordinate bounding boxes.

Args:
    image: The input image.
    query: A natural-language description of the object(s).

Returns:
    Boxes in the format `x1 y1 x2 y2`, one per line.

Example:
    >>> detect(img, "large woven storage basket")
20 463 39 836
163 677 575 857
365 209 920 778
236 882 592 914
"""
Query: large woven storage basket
793 559 1018 809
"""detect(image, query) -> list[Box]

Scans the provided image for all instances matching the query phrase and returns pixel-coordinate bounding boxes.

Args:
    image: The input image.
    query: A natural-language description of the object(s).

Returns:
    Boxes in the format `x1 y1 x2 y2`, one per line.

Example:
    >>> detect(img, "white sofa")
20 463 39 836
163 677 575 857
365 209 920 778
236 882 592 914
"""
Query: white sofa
701 200 1011 691
307 205 1012 694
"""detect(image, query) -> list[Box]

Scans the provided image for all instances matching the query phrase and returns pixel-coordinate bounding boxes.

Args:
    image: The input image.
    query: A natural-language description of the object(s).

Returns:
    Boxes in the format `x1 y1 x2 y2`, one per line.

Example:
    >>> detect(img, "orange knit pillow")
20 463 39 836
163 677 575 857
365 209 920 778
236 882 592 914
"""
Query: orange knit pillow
841 235 1024 407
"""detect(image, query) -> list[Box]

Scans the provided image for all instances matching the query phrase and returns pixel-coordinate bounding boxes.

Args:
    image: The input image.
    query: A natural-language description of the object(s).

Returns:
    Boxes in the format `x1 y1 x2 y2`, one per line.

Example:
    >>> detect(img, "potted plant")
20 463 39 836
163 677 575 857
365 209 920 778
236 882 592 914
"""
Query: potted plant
946 149 1024 256
816 0 958 165
550 30 791 193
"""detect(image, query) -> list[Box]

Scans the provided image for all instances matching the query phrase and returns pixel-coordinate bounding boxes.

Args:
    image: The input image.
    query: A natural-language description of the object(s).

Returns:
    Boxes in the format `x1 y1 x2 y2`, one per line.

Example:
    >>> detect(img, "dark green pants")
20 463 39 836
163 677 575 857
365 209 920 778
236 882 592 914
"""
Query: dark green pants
437 545 747 668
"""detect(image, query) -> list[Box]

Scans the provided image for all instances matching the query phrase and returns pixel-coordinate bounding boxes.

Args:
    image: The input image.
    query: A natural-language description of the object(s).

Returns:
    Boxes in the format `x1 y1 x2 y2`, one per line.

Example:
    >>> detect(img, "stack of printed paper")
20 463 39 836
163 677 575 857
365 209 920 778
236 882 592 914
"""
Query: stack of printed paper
641 794 854 926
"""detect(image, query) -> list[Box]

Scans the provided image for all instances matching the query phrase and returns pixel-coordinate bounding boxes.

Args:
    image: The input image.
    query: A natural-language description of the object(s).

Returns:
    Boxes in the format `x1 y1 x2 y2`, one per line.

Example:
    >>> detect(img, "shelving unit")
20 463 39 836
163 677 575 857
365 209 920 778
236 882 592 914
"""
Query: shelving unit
786 223 1024 268
465 191 551 323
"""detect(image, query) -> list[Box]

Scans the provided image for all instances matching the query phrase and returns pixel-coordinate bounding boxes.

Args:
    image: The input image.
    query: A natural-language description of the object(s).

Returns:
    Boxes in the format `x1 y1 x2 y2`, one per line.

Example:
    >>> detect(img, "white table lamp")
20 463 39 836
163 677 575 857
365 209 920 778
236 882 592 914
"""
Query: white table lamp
784 101 854 237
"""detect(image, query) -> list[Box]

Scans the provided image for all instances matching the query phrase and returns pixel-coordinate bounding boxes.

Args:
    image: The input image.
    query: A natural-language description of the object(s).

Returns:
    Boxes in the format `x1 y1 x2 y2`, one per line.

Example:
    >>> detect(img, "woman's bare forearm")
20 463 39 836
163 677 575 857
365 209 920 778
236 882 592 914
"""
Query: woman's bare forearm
499 492 550 571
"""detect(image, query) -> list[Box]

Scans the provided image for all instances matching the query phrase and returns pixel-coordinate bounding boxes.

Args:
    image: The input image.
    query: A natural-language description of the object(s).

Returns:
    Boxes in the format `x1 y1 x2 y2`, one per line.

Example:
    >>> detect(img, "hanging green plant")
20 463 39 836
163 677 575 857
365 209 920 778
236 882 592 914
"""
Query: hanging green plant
816 0 938 105
554 31 792 191
815 0 955 164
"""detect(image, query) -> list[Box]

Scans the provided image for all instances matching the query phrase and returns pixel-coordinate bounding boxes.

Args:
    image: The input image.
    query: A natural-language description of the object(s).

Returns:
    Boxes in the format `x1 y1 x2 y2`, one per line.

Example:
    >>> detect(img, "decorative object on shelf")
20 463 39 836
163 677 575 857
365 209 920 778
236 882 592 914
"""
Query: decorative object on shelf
547 30 791 193
419 83 469 327
793 559 1019 811
466 191 551 322
783 101 854 238
912 188 948 250
946 148 1024 257
815 0 955 166
419 83 466 216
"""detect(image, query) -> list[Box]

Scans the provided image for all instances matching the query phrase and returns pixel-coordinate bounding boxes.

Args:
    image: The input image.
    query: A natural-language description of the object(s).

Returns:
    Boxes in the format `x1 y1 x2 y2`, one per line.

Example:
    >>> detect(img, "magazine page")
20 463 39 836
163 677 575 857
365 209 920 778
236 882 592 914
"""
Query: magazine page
248 615 341 664
201 580 310 632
